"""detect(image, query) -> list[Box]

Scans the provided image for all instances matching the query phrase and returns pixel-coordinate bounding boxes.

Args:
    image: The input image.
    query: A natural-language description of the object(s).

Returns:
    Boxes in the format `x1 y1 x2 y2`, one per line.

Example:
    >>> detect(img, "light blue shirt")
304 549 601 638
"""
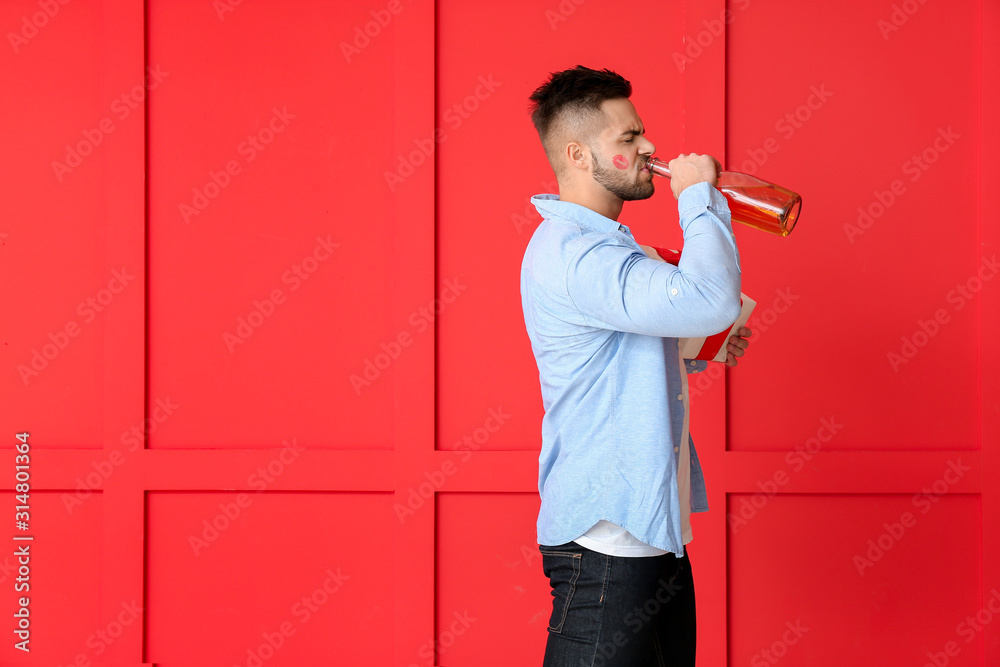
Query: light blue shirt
520 182 742 557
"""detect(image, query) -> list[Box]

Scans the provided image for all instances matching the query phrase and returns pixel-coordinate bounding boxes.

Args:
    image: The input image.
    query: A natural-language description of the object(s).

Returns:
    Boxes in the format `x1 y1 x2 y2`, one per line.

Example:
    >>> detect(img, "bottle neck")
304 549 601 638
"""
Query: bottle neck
647 157 743 183
646 157 671 178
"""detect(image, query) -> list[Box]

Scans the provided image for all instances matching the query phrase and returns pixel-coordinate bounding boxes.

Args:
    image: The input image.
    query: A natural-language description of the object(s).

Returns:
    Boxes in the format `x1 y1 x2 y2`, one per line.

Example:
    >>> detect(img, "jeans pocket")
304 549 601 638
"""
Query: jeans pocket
540 547 582 634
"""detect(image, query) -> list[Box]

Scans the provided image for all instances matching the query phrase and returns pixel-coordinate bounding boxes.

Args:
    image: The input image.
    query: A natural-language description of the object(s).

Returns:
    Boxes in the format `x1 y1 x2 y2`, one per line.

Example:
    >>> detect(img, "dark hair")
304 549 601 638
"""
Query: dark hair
528 66 632 148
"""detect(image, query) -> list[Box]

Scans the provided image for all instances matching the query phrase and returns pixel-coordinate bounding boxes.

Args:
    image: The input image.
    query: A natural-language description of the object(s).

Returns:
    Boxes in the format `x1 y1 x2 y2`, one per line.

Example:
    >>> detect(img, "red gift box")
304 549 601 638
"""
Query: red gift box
645 245 755 363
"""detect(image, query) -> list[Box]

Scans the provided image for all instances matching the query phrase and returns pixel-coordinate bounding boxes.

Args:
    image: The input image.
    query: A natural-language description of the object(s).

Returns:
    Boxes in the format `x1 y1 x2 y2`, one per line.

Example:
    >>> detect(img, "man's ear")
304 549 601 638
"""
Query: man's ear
564 140 590 172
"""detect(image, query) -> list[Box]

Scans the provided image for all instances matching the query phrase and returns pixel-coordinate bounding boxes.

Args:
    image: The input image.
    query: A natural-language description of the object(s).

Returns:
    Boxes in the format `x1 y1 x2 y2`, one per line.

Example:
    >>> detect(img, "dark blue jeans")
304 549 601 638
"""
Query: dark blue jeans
539 541 696 667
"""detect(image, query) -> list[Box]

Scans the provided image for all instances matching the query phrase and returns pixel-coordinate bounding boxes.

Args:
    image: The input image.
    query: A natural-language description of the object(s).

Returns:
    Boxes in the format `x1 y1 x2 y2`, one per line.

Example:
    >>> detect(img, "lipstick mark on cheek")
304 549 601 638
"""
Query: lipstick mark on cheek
612 155 629 170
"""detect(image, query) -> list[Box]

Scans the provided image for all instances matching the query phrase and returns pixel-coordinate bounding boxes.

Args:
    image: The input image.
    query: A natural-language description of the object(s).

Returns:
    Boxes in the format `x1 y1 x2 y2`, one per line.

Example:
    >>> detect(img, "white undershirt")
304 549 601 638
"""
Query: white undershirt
573 353 694 557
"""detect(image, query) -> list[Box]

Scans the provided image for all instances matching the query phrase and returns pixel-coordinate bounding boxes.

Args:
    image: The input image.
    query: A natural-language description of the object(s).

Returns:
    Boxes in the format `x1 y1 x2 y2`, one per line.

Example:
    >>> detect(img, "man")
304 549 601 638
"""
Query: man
520 65 752 666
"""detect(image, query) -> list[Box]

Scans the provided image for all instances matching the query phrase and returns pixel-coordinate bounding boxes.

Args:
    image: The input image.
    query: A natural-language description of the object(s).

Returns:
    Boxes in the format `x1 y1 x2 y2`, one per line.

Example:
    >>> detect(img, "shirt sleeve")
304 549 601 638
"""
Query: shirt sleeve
565 182 742 338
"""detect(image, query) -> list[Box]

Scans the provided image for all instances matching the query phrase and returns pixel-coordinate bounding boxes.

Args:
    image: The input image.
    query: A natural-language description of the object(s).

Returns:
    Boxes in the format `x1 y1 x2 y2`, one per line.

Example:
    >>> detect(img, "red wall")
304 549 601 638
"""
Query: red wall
2 0 998 665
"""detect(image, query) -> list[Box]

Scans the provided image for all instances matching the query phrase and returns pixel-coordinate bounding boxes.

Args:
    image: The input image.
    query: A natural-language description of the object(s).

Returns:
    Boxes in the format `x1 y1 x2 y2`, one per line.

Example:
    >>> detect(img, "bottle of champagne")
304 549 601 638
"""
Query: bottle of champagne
646 157 801 236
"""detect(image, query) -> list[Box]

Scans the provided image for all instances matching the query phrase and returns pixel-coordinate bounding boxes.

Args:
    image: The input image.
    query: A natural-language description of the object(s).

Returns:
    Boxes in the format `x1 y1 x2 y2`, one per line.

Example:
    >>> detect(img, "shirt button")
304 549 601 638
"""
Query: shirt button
689 360 697 367
677 393 684 401
674 447 680 453
670 288 679 296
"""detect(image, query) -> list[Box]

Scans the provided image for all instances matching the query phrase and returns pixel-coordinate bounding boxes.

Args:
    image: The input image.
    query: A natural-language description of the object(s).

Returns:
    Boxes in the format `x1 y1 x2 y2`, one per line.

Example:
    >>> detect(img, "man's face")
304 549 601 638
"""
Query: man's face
588 98 657 201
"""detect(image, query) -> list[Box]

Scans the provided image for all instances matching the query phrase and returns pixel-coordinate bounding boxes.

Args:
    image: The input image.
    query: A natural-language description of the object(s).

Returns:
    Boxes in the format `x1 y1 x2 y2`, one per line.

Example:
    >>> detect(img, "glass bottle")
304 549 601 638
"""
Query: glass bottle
646 157 801 237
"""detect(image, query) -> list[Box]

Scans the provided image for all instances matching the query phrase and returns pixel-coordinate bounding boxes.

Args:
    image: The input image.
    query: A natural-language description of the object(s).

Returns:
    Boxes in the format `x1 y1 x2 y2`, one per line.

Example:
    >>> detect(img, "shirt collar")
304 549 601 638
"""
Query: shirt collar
530 193 633 237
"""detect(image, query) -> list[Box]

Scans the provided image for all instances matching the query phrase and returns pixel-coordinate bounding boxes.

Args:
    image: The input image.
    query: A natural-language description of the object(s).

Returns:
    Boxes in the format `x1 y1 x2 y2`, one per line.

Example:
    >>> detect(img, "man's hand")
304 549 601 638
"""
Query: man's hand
725 326 752 367
640 243 749 367
638 244 663 261
667 153 721 199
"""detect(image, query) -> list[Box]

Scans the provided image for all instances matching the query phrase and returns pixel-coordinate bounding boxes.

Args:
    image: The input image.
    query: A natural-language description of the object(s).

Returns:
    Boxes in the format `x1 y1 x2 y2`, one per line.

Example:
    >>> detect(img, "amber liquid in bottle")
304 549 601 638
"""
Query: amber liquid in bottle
646 158 801 237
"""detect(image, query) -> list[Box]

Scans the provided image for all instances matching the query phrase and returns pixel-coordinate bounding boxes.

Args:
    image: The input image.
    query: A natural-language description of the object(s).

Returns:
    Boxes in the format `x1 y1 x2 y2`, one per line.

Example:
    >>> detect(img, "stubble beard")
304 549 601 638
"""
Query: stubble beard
591 152 655 201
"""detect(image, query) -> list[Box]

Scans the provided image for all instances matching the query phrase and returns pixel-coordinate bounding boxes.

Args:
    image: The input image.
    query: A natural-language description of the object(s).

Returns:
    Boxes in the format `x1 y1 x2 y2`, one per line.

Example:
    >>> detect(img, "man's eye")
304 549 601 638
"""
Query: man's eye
624 139 633 143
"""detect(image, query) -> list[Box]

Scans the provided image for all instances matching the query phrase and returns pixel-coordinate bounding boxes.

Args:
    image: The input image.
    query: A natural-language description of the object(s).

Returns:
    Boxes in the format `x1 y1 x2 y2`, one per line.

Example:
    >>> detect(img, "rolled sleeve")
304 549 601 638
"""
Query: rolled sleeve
565 182 742 337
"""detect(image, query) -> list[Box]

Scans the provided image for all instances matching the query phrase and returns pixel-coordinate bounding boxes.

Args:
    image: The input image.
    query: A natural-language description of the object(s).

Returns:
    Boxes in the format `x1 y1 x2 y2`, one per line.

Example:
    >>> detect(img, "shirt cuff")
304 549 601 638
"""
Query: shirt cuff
676 181 740 272
677 181 731 225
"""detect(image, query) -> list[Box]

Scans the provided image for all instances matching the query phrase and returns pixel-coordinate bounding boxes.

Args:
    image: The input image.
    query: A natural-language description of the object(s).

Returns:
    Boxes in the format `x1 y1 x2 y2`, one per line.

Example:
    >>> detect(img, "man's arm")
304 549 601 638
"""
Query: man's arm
565 182 741 338
639 245 752 369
